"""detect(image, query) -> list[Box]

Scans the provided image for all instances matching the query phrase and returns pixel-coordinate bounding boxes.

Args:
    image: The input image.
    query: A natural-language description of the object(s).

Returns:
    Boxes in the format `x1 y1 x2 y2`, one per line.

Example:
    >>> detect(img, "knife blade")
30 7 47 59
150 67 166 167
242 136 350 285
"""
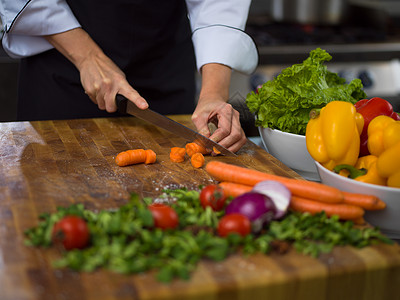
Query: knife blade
115 95 236 156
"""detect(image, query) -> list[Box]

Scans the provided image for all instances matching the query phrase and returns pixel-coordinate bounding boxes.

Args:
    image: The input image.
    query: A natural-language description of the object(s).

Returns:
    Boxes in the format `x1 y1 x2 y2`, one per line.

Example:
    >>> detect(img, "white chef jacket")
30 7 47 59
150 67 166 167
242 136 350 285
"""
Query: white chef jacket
0 0 258 74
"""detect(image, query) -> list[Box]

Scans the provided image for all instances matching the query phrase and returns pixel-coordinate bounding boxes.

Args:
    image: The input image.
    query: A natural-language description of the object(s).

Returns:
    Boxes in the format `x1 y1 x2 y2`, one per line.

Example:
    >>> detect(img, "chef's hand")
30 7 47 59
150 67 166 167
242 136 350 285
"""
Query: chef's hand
78 51 148 112
44 28 148 111
192 63 247 153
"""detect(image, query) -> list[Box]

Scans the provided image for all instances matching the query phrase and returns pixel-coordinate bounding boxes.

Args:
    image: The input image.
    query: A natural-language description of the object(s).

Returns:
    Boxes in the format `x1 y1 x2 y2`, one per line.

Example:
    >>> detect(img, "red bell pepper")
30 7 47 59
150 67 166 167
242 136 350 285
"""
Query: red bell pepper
355 97 400 156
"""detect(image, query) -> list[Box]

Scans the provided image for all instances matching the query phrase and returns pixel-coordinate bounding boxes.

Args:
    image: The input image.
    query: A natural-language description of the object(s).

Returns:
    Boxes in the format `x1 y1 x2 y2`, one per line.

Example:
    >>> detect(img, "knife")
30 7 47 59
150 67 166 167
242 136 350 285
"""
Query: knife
115 95 236 156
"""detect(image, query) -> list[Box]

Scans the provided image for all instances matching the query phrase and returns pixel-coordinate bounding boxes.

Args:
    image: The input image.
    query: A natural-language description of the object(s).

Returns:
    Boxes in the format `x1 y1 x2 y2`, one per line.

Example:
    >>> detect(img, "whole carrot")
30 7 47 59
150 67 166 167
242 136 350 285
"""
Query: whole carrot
349 216 366 225
290 196 365 221
218 182 252 198
205 161 344 203
342 191 386 210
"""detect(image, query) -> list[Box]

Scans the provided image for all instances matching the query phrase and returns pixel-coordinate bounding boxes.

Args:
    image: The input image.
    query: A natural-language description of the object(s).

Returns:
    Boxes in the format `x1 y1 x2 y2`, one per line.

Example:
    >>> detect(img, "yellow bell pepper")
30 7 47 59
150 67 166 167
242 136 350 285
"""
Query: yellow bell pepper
376 141 400 188
367 115 400 156
334 155 387 186
306 101 364 170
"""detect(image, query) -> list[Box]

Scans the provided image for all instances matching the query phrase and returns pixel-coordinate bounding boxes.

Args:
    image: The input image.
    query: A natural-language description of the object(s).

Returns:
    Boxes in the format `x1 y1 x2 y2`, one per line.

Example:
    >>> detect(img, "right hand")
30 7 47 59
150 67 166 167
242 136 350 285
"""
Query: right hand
45 28 148 112
78 52 148 112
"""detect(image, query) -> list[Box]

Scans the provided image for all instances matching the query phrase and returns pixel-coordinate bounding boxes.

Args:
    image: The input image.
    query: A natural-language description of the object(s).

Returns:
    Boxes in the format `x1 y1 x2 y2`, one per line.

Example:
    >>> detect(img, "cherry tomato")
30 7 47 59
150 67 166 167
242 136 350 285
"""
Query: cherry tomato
148 203 179 230
217 213 251 237
199 184 228 211
52 216 90 250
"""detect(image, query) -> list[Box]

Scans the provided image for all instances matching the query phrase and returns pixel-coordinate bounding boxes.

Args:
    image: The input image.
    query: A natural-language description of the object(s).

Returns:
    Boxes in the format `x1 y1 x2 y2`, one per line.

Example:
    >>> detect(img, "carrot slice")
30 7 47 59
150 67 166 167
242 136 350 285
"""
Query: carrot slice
115 149 147 166
144 149 157 164
212 147 222 155
205 161 344 203
186 142 209 157
170 147 186 163
191 152 205 168
290 196 365 221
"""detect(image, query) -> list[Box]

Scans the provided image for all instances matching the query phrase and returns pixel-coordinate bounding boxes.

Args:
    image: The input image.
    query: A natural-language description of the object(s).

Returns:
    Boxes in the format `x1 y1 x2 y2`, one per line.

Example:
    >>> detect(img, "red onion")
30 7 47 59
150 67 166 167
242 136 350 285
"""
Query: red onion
225 192 277 233
252 180 291 219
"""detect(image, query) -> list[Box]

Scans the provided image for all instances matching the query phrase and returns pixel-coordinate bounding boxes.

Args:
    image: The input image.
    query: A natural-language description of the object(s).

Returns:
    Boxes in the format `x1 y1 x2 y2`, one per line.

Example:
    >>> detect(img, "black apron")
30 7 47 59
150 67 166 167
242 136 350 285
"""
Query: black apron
17 0 196 121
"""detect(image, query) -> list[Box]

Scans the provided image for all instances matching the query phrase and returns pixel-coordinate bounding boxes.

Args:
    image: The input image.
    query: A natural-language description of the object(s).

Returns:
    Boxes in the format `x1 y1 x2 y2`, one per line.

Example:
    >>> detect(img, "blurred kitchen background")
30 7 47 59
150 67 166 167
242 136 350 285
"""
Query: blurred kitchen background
2 0 400 127
232 0 400 136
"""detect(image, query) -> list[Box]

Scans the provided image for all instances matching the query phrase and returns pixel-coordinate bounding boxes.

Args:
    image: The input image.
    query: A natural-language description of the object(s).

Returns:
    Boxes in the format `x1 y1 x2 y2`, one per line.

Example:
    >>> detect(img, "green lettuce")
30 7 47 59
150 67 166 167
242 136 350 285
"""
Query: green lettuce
246 48 367 135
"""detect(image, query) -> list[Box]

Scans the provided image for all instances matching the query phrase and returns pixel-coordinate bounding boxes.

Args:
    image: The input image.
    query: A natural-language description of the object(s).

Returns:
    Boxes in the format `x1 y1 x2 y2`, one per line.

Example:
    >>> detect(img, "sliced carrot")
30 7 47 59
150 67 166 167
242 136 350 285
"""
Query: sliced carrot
170 154 185 163
116 149 157 166
342 191 386 210
115 149 147 166
144 149 157 164
212 146 222 156
191 152 205 168
186 142 209 157
170 147 186 163
290 196 365 221
205 161 344 203
218 182 252 198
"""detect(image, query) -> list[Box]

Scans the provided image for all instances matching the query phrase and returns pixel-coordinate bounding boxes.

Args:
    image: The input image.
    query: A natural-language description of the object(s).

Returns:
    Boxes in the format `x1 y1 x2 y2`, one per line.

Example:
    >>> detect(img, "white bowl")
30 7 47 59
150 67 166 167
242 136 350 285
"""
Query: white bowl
316 161 400 239
258 127 320 181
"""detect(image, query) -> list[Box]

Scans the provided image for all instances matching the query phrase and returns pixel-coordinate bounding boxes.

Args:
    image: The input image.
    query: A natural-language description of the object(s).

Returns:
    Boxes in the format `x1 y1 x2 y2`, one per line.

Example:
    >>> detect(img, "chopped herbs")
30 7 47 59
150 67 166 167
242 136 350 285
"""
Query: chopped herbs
24 188 393 283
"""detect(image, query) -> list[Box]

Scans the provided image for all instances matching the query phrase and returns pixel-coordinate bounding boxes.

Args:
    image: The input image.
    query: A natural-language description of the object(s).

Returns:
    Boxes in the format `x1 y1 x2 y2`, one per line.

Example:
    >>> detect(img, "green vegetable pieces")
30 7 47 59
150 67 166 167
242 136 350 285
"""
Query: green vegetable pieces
246 48 367 135
24 188 392 283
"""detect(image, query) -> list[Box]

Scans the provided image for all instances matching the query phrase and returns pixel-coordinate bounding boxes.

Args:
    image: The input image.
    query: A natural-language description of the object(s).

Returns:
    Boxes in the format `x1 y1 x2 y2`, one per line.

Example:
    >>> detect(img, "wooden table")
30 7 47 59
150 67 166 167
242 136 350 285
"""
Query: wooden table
1 116 399 300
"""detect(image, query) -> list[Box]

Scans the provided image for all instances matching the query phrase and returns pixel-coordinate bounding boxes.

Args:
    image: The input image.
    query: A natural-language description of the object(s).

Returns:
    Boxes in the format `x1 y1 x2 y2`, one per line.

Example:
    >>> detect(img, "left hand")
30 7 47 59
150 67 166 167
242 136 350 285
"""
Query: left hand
192 63 247 153
192 94 246 153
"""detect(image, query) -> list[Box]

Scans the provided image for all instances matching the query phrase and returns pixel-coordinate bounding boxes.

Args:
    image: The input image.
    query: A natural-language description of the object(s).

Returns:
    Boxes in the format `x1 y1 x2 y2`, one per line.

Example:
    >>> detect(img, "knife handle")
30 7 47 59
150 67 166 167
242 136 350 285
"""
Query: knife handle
115 94 128 114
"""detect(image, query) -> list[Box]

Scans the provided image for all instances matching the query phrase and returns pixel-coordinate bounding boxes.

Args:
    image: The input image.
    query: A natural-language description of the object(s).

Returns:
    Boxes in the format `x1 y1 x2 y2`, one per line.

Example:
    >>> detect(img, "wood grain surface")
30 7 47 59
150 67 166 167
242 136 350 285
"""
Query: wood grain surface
0 116 399 300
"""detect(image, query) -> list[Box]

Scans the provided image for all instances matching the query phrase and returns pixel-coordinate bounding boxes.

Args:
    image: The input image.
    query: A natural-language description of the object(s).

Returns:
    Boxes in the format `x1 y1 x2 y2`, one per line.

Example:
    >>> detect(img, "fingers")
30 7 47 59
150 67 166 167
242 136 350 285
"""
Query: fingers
210 108 247 152
192 102 247 153
80 54 148 113
84 78 148 113
121 89 148 110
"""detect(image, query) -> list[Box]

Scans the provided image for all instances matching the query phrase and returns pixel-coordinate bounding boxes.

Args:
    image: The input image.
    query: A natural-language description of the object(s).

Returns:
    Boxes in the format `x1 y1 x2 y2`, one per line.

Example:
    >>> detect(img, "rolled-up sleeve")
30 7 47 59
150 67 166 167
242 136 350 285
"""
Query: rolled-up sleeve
186 0 258 74
0 0 81 58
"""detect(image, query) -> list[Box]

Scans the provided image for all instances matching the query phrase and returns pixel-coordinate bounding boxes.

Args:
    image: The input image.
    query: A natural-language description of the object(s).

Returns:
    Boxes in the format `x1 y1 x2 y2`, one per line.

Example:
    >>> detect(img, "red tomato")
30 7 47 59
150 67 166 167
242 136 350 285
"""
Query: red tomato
148 203 179 230
52 216 90 250
199 184 228 211
217 213 251 237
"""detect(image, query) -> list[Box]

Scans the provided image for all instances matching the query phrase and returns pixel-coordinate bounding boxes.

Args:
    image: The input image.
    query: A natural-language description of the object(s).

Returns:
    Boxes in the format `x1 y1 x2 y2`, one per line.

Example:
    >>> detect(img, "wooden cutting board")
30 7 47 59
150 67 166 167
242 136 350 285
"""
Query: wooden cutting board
0 116 399 300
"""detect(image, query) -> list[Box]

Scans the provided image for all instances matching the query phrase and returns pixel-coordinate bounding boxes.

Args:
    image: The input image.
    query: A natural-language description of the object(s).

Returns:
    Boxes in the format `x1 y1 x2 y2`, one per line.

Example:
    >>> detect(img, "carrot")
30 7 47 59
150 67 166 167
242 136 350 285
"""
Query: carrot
349 216 366 225
191 152 205 168
144 149 157 164
115 149 147 166
218 182 370 224
170 147 186 163
219 182 252 198
186 142 209 157
116 149 157 166
290 196 365 221
342 191 386 211
205 161 344 203
212 146 222 156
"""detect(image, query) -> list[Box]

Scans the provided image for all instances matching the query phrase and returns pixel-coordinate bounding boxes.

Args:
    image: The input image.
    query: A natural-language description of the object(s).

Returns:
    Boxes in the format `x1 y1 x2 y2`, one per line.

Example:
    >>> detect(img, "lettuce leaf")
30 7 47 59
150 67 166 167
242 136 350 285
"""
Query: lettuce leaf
246 48 367 135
